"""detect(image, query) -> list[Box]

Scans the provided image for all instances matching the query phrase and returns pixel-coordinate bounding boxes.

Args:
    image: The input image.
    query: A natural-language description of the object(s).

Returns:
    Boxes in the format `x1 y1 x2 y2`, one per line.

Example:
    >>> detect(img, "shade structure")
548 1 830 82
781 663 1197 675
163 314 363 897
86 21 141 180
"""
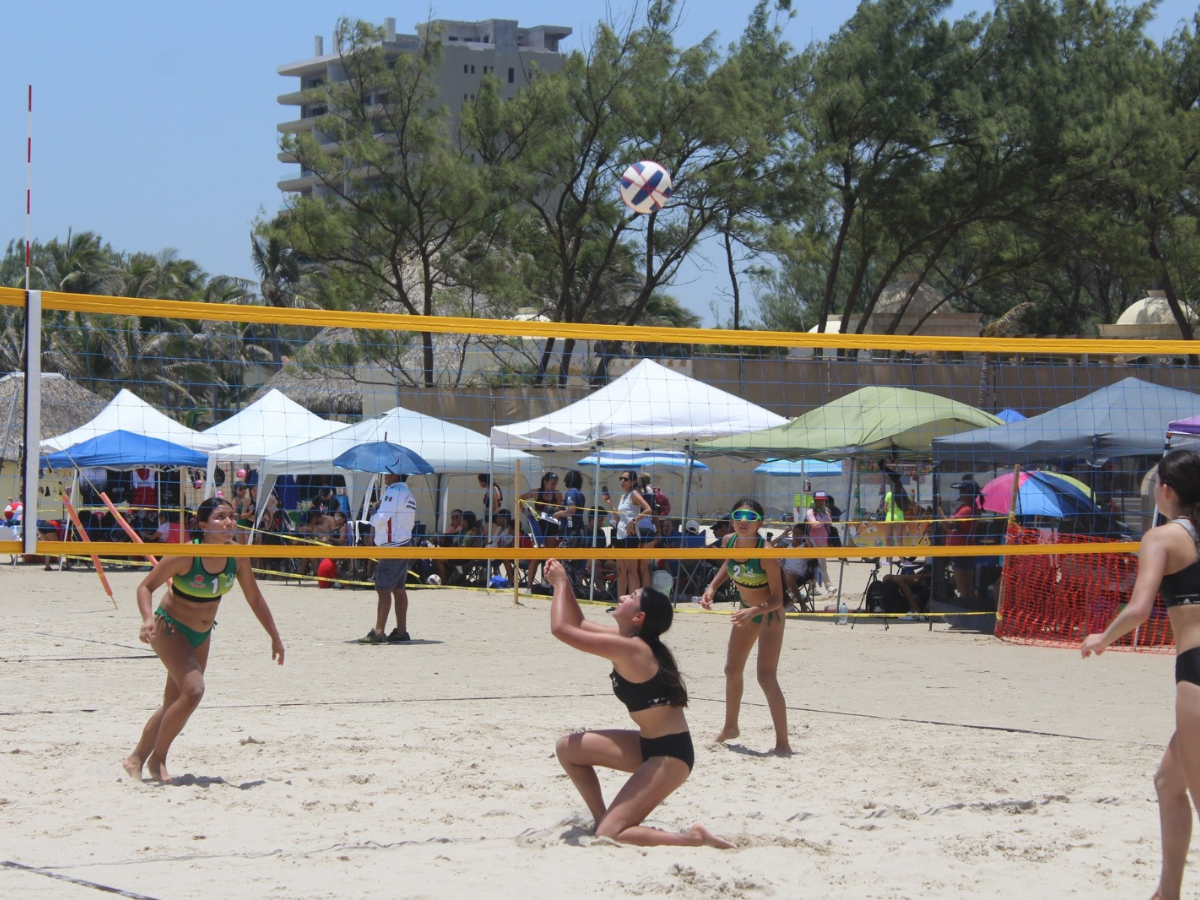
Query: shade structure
575 450 708 471
40 430 208 470
333 441 435 476
489 359 787 450
41 388 224 453
979 470 1099 518
996 408 1027 423
753 459 843 476
696 386 1002 458
204 389 344 462
257 404 539 523
932 378 1200 466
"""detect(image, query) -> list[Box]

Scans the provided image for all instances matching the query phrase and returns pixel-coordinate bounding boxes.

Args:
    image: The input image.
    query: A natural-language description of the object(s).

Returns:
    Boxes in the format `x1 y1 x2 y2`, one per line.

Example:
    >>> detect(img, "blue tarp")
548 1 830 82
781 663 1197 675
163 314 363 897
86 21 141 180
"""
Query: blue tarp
40 430 208 469
575 450 709 470
753 459 843 476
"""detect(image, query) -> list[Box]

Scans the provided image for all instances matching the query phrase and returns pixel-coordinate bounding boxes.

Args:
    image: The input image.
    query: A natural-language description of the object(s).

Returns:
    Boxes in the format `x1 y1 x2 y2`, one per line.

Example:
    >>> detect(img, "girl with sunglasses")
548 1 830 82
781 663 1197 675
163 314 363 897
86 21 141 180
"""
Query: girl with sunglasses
700 498 791 755
601 470 654 598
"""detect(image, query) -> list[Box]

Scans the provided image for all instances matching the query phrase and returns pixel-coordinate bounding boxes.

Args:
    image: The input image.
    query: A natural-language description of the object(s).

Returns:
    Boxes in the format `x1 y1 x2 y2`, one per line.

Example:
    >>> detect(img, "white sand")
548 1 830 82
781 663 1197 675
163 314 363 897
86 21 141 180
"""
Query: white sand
0 561 1185 899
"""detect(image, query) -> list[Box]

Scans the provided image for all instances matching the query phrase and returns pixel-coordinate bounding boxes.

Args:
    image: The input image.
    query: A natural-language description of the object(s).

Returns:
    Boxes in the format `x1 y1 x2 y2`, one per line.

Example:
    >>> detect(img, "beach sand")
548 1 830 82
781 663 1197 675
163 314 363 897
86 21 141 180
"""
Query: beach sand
0 560 1184 899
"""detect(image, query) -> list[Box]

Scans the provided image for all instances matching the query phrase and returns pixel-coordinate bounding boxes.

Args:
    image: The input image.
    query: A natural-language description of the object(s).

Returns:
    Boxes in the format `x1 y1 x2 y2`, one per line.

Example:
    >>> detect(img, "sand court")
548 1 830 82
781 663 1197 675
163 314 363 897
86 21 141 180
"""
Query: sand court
0 563 1186 898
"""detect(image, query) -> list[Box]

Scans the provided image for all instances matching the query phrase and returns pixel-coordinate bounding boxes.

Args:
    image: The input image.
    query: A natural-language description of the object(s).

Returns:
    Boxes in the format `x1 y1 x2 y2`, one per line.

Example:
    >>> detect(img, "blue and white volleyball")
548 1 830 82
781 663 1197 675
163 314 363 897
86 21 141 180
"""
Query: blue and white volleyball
618 160 673 214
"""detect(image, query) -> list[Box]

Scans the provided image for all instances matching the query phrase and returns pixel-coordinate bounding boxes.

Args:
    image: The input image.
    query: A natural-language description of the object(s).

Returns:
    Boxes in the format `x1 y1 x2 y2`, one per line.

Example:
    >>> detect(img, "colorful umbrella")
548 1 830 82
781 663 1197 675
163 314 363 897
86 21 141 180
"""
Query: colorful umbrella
979 470 1098 518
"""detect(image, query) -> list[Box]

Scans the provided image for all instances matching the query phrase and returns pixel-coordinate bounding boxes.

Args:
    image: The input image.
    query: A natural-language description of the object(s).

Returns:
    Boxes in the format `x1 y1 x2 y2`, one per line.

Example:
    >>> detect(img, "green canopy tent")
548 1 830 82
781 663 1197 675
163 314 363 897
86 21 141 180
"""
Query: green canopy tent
695 386 1003 614
695 386 1003 460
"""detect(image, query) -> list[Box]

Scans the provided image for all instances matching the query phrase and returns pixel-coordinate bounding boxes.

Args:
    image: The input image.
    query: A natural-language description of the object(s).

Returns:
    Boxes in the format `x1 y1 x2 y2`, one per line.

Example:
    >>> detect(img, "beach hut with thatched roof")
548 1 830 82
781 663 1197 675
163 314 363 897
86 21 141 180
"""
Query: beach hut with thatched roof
0 373 107 461
250 364 364 420
0 372 108 501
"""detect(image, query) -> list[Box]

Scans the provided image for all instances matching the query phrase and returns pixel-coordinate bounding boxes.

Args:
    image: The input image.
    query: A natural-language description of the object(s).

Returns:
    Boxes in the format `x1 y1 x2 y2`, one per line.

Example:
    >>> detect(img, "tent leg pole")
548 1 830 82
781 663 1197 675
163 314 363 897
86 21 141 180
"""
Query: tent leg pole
589 444 602 604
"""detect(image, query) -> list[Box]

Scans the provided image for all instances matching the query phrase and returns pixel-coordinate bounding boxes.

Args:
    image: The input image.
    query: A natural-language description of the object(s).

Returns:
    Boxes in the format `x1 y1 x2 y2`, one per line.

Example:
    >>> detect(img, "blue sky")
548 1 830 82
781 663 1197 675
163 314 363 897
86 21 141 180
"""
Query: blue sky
3 1 1194 325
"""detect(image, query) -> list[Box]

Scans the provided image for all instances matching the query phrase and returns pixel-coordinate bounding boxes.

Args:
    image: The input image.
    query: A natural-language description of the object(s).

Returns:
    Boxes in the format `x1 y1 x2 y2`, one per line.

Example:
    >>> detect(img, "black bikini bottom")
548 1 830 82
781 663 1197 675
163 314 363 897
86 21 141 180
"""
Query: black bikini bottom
640 731 694 771
1176 646 1200 686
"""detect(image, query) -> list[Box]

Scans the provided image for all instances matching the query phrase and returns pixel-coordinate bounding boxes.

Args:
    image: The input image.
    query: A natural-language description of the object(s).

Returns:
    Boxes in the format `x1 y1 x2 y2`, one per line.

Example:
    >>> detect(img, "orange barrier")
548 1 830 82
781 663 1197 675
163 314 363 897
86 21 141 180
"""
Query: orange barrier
98 493 158 566
61 496 115 608
996 523 1173 652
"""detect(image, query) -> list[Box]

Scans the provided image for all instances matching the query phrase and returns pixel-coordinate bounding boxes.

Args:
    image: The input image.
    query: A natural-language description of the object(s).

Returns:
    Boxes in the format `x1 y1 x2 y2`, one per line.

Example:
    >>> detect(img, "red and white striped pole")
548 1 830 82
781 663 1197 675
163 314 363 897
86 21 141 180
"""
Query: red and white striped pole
25 85 32 290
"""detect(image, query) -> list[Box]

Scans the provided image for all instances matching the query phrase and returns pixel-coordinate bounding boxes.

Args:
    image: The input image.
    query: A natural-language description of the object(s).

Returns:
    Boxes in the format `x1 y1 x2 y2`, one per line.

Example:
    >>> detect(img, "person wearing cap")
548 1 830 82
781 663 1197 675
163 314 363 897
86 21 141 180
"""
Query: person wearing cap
946 482 981 602
801 491 836 594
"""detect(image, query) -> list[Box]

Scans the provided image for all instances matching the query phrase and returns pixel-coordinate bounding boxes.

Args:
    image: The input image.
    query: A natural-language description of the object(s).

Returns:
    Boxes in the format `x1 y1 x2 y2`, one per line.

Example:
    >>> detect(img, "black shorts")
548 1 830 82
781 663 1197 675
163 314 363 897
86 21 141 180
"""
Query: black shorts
640 731 694 771
1177 646 1200 686
613 535 638 549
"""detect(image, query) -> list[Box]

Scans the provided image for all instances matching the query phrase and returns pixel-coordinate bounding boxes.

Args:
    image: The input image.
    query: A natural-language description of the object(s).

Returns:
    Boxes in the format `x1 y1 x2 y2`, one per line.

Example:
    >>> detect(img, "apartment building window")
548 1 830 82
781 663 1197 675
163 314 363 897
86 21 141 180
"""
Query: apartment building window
470 64 476 73
463 64 469 73
508 67 515 84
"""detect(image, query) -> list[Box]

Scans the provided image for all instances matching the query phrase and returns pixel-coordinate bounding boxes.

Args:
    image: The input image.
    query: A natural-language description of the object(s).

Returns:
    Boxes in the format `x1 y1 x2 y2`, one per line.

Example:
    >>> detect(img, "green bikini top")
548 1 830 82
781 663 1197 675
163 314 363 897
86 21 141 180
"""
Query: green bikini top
725 536 769 588
172 552 238 602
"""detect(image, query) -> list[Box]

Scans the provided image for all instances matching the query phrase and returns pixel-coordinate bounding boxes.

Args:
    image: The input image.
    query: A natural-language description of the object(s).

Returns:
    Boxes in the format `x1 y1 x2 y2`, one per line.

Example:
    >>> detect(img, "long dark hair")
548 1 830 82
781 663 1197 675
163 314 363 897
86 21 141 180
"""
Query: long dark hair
636 587 688 707
1158 449 1200 533
564 469 583 490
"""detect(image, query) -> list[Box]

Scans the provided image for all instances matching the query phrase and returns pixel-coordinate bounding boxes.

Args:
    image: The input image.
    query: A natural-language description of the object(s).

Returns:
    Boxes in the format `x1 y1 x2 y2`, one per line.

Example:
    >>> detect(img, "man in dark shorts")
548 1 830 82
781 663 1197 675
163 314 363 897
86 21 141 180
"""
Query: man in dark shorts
360 473 417 644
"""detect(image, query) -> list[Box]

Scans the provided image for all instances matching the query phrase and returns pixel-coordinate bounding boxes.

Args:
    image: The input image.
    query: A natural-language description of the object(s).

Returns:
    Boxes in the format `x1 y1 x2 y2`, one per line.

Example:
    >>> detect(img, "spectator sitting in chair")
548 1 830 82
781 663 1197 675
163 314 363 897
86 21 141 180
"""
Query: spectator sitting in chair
882 561 933 620
296 508 331 577
708 517 732 548
774 522 818 611
439 509 465 546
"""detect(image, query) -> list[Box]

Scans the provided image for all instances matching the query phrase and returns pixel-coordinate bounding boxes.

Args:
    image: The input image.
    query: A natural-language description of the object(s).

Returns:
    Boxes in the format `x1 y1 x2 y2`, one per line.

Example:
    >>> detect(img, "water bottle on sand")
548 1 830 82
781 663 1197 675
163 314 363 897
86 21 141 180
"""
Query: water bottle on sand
836 599 848 625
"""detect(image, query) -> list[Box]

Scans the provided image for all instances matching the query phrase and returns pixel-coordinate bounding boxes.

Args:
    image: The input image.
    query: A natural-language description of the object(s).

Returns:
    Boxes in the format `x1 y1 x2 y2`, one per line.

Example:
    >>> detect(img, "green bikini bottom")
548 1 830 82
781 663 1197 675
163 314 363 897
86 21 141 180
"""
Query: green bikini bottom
155 606 213 649
740 601 783 626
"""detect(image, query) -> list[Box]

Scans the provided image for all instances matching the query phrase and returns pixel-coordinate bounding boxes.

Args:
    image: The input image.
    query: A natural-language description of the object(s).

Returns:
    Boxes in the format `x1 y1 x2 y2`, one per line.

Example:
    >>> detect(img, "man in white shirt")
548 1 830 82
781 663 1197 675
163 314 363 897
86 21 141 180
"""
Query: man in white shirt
360 474 417 644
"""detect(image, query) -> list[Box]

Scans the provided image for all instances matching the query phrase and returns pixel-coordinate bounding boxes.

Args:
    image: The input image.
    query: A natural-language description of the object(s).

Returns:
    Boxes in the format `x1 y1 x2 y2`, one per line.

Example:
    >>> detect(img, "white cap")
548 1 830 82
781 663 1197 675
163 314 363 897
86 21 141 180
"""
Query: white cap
685 519 700 534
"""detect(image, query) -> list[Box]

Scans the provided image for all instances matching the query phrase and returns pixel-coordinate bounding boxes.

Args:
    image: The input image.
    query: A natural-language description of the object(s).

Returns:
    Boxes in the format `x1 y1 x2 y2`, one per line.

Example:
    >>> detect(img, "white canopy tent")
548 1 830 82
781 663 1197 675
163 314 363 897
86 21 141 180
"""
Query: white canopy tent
491 358 789 548
203 389 346 494
490 358 788 450
40 388 224 453
256 404 541 525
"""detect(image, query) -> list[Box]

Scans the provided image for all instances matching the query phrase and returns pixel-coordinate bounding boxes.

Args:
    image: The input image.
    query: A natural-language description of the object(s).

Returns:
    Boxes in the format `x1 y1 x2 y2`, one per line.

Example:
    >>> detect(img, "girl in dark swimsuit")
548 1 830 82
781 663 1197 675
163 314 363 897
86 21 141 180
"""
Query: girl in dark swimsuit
700 497 791 755
1083 449 1200 899
123 497 284 784
546 559 732 848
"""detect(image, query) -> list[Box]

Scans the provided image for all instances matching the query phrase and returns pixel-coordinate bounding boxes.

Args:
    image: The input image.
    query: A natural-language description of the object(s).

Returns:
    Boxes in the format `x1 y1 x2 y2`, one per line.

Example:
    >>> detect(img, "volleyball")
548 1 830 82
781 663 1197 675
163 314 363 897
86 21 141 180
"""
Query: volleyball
618 160 672 214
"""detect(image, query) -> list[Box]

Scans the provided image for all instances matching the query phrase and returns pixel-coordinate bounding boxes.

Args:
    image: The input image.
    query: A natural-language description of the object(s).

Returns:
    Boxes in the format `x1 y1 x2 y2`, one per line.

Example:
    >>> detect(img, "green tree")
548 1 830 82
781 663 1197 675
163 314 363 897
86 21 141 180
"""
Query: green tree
277 18 506 388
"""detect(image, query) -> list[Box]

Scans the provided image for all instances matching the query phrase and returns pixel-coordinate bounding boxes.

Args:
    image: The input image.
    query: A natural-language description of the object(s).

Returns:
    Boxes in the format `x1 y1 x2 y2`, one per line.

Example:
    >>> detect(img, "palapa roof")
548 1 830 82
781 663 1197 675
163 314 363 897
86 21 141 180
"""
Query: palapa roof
0 373 108 460
250 364 364 419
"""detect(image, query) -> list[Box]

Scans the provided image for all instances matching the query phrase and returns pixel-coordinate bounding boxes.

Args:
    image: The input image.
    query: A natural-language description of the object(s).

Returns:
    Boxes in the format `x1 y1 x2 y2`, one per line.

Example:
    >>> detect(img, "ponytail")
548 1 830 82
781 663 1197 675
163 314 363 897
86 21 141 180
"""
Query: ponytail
636 587 688 707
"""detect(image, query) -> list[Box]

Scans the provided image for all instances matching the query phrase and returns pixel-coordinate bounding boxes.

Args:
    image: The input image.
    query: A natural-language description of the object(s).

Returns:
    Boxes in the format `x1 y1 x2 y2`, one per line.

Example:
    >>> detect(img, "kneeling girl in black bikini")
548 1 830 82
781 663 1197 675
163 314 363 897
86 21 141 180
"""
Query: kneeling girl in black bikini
545 559 732 848
1082 448 1200 899
123 496 284 783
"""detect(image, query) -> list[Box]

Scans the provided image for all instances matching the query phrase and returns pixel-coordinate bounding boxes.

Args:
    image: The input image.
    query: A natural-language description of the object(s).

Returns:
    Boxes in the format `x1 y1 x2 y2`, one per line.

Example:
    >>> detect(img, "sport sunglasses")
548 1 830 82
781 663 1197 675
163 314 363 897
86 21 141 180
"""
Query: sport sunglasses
730 509 762 522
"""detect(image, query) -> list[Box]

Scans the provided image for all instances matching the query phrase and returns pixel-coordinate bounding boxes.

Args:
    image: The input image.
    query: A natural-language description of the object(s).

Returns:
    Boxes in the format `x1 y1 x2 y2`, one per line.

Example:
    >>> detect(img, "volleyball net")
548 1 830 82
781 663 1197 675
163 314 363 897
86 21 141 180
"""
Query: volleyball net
0 284 1193 647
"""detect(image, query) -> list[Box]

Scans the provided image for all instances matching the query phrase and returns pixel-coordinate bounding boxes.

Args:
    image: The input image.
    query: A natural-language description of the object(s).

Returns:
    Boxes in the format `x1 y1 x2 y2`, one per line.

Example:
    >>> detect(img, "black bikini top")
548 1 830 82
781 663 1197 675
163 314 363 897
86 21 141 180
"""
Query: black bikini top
1161 518 1200 608
610 667 672 713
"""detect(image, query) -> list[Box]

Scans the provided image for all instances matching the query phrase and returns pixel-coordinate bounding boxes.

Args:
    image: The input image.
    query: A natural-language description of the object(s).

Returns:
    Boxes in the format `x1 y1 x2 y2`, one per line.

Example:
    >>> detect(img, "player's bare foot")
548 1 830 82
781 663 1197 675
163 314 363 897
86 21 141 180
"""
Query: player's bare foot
146 758 172 783
770 744 794 757
121 755 144 780
687 824 735 849
713 727 739 744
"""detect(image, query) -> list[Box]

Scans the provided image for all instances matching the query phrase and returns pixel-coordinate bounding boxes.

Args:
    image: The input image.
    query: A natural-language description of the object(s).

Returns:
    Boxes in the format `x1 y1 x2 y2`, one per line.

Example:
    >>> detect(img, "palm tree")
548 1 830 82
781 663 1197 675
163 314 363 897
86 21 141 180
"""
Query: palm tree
251 230 307 369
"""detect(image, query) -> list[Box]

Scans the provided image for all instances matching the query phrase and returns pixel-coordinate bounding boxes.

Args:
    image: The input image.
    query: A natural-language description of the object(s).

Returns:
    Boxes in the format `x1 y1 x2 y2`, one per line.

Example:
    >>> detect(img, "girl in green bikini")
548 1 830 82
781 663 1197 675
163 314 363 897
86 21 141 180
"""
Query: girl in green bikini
700 498 791 755
124 496 284 783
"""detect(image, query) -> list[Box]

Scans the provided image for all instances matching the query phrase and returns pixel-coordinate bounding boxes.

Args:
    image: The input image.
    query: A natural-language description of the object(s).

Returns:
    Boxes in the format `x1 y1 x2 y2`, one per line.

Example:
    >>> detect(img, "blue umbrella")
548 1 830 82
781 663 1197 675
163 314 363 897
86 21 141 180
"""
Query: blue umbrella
333 441 434 475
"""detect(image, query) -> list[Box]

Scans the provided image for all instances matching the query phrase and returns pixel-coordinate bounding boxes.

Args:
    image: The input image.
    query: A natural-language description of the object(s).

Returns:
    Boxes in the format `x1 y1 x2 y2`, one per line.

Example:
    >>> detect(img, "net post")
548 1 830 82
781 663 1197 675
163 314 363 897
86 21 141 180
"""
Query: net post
22 289 42 556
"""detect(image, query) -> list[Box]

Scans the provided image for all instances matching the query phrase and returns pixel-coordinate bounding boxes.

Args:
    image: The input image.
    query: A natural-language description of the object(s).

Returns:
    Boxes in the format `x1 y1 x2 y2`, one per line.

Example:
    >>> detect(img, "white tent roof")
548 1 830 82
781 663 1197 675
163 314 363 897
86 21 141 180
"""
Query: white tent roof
257 404 540 520
206 389 345 464
490 358 788 450
40 388 224 453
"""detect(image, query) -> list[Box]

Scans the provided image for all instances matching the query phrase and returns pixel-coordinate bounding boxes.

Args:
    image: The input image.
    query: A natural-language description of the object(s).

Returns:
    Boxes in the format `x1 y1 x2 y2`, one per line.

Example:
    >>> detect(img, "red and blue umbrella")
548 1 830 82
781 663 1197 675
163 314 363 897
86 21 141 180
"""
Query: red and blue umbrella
979 470 1098 518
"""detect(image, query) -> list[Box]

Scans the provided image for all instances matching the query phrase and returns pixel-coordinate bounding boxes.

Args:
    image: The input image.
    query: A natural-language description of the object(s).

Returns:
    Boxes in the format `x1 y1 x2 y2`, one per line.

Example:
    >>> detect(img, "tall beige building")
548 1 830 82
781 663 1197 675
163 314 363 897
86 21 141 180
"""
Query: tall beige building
277 17 571 195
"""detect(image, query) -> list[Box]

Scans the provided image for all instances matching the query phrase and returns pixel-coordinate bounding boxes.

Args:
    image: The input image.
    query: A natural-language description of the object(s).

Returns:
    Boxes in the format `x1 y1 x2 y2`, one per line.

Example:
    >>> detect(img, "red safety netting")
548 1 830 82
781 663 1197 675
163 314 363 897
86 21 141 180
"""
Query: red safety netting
996 523 1174 652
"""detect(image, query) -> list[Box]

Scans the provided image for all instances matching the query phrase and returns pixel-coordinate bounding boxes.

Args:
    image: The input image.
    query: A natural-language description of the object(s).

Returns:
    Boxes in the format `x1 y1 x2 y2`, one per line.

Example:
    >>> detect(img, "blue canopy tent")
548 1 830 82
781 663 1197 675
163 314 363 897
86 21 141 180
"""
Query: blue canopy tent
932 378 1200 467
40 430 208 469
996 408 1026 424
